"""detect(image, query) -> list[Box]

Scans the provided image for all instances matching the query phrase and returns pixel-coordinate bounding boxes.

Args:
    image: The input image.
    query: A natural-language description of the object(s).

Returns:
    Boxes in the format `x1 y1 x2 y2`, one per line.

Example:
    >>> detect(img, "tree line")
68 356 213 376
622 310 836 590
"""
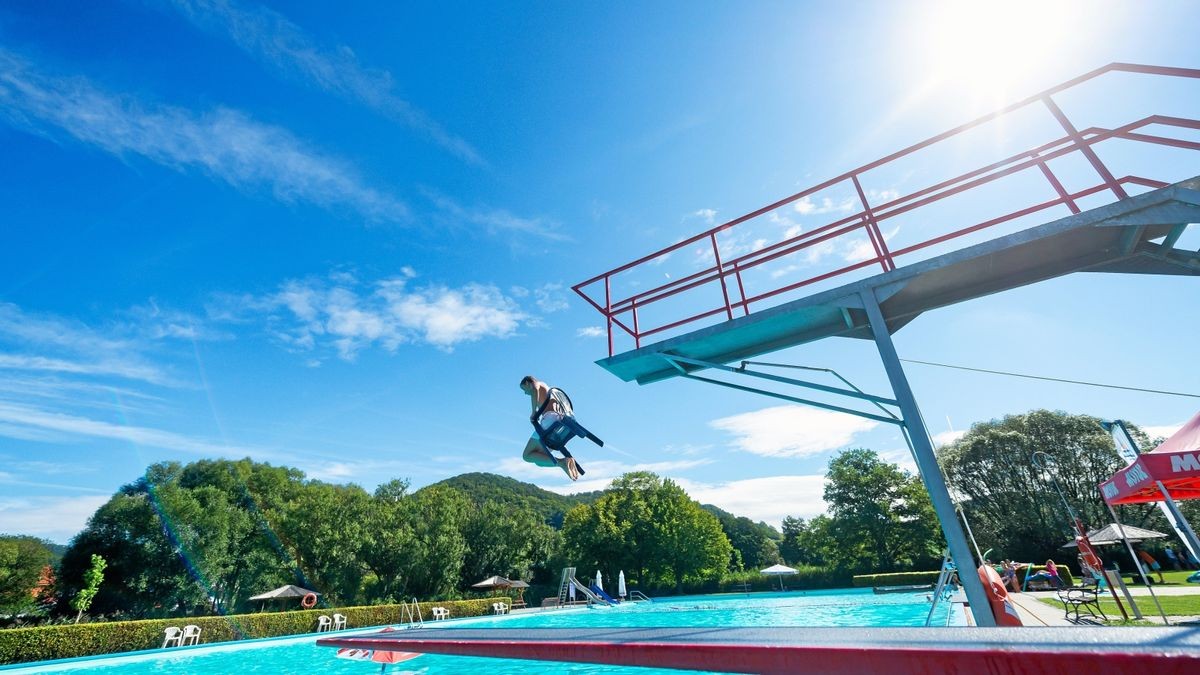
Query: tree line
5 408 1180 622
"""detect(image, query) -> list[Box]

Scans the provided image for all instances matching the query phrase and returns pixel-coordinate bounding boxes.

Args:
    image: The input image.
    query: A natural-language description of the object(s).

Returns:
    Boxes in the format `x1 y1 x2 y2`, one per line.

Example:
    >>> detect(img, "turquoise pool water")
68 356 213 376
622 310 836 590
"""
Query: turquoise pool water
5 589 961 674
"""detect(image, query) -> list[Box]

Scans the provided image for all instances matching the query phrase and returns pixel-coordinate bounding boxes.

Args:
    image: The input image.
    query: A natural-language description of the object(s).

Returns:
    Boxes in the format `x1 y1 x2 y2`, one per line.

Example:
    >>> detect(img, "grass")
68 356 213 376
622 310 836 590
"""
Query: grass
1039 593 1200 617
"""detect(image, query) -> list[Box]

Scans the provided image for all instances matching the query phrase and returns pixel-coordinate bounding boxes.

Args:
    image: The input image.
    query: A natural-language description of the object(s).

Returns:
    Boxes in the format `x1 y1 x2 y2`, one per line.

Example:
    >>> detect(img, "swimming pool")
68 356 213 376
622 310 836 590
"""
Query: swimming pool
3 589 962 674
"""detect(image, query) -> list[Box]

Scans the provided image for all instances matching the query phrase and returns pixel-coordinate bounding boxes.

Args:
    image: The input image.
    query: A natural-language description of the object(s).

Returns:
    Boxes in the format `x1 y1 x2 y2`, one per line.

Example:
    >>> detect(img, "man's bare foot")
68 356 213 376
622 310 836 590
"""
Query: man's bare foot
558 456 580 481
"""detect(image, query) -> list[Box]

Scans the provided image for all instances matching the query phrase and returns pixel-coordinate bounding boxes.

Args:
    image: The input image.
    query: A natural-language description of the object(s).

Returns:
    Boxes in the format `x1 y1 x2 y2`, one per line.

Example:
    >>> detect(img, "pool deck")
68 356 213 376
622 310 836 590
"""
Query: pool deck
317 625 1200 674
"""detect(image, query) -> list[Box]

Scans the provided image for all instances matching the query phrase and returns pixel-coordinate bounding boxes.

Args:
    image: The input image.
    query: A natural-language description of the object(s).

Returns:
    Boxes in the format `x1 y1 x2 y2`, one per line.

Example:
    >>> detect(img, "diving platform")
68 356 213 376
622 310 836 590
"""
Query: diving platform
317 626 1200 674
599 177 1200 385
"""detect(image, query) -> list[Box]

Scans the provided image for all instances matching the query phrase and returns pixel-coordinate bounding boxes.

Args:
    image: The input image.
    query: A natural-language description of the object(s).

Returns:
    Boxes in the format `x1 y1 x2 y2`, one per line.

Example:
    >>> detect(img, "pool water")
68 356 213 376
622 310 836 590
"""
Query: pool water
5 589 961 674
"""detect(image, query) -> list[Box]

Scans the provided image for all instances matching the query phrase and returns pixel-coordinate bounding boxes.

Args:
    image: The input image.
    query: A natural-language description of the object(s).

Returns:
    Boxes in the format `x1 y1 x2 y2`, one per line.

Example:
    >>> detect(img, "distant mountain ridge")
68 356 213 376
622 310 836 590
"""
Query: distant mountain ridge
422 472 603 528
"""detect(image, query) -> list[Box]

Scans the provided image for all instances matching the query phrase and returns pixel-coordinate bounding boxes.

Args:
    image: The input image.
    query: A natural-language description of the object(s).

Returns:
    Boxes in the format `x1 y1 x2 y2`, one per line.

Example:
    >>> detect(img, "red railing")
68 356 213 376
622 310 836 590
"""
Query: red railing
573 63 1200 356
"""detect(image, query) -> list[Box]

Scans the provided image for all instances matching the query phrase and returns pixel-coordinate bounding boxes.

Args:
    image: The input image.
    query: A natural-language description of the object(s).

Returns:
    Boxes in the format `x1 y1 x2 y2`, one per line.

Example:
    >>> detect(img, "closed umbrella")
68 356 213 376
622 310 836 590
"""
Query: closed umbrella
595 570 603 592
618 570 627 599
760 564 798 591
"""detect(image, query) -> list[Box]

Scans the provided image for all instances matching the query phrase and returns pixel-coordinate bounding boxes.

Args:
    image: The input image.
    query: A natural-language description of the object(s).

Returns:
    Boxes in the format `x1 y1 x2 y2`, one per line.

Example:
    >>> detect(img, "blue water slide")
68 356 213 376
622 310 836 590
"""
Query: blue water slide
589 584 618 605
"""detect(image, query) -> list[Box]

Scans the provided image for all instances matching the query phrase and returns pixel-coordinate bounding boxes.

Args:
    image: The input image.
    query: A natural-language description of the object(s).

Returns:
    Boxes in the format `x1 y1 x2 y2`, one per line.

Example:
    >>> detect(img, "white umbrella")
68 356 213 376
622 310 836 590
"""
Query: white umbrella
760 564 798 591
618 570 627 598
595 570 603 592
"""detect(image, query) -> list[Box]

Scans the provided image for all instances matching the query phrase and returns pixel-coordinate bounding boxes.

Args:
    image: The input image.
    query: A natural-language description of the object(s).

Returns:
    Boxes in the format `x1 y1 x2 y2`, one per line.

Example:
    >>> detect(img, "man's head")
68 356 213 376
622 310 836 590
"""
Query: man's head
519 375 535 393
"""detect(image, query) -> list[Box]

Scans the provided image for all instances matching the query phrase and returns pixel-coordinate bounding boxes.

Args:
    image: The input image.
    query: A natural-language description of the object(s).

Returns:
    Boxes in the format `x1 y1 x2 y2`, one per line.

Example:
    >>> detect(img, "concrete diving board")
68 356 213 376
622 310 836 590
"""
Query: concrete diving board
317 625 1200 674
599 177 1200 385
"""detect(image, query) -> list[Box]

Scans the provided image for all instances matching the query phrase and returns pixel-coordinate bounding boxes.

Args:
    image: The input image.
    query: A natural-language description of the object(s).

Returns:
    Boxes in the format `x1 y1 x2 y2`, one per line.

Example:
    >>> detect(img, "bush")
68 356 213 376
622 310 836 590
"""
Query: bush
852 571 942 587
0 598 499 665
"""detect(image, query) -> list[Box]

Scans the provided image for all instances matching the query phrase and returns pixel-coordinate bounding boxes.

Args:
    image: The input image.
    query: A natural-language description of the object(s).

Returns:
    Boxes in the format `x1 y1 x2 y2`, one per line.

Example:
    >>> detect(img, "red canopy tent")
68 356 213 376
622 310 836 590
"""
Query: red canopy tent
1100 410 1200 505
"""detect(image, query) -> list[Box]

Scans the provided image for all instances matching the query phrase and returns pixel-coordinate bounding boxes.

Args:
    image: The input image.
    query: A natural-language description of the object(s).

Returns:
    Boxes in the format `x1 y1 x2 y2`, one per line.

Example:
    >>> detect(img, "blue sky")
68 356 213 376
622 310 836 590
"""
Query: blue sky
1 0 1198 542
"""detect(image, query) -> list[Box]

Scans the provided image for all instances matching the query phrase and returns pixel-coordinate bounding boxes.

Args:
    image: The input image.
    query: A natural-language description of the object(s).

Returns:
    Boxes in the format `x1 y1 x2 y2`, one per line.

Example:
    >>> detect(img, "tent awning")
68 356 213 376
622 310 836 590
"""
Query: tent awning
1100 411 1200 505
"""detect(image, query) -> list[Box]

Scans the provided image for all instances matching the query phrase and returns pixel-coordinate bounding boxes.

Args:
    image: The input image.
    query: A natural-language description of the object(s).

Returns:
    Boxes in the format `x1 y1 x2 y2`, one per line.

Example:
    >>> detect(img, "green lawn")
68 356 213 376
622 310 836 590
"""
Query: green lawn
1039 593 1200 618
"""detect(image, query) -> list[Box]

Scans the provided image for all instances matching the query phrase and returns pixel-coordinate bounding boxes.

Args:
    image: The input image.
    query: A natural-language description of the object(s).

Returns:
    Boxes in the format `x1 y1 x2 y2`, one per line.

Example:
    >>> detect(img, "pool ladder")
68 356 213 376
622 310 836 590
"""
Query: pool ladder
925 554 956 627
628 590 653 603
402 598 424 629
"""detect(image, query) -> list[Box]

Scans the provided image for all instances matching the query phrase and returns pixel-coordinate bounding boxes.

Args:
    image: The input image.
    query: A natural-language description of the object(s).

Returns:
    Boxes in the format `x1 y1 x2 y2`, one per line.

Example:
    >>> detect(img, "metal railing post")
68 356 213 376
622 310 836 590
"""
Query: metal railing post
710 233 735 320
1032 152 1081 214
604 276 613 357
852 174 895 271
1042 94 1129 200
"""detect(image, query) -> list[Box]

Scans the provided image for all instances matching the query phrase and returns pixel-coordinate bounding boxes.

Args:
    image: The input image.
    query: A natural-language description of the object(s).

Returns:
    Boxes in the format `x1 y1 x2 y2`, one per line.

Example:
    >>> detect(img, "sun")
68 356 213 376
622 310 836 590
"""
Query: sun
916 0 1084 105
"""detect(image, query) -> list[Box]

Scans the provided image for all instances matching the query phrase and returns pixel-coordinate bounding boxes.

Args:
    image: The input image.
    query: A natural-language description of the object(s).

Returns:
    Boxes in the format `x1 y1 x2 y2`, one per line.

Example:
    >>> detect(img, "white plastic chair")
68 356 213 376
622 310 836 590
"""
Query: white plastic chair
492 602 509 615
161 626 183 648
316 615 332 632
332 613 347 630
432 607 449 620
180 625 201 646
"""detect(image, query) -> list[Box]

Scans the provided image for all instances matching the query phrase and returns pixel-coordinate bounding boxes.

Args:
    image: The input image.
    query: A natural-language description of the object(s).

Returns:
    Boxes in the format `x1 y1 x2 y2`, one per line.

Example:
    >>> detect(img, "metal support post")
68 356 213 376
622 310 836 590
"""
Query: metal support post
1156 482 1200 563
860 289 996 626
1106 501 1169 623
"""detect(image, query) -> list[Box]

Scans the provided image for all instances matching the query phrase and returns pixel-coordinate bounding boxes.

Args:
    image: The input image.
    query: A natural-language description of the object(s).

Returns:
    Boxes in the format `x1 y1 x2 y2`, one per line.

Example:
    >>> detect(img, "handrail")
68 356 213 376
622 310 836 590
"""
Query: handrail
573 63 1200 356
402 597 423 628
629 590 653 602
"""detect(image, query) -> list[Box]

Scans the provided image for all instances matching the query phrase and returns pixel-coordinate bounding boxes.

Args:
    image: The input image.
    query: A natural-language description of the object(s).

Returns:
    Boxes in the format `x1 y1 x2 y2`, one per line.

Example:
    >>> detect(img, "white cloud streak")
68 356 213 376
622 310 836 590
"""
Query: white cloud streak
422 190 568 242
223 271 531 357
710 406 878 458
0 48 406 223
677 475 828 528
166 0 483 166
576 326 606 338
0 495 111 543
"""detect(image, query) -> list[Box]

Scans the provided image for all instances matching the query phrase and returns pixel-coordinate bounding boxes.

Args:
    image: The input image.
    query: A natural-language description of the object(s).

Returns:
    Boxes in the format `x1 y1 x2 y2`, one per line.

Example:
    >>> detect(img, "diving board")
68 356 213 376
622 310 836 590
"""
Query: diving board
318 626 1200 674
572 63 1200 631
598 176 1200 385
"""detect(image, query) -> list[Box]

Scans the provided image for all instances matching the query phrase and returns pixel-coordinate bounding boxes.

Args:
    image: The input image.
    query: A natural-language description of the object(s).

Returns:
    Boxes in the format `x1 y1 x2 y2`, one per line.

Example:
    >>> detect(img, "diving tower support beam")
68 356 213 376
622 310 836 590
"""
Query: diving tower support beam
859 288 996 627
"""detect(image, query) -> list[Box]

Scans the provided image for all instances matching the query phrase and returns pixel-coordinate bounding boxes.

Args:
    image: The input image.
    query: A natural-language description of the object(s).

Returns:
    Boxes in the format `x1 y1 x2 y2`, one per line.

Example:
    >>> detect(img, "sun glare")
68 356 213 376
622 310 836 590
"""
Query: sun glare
919 0 1086 106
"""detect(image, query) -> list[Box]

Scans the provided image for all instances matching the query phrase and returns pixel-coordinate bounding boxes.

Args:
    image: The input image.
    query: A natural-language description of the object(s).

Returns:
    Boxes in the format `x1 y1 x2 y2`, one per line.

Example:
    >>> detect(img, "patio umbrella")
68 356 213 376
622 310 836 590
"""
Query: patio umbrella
595 570 603 592
507 579 529 606
1061 523 1168 547
471 575 512 590
247 584 319 611
760 564 797 591
618 571 627 598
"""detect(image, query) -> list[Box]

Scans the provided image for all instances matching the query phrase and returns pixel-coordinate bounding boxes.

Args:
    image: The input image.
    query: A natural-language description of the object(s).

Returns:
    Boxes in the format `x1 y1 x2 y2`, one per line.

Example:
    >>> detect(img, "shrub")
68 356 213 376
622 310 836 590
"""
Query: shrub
0 598 499 665
852 571 942 587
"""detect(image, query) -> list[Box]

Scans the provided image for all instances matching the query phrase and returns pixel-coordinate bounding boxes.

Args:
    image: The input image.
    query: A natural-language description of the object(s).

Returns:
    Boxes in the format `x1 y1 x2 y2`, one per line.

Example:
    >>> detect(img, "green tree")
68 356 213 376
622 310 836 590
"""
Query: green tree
459 501 560 586
563 472 732 591
0 536 54 614
823 448 942 572
400 486 470 599
939 409 1136 564
72 554 106 623
274 483 370 604
359 479 417 602
779 516 832 566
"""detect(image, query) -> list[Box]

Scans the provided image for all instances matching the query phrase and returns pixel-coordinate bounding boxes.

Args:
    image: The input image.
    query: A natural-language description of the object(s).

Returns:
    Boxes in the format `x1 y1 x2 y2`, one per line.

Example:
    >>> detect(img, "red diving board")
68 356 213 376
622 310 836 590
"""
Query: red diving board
318 626 1200 674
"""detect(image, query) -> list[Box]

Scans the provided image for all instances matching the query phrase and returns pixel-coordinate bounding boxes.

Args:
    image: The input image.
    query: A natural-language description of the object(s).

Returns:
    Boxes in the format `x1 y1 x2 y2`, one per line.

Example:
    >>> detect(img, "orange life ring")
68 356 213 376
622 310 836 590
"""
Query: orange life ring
301 593 317 609
977 565 1023 626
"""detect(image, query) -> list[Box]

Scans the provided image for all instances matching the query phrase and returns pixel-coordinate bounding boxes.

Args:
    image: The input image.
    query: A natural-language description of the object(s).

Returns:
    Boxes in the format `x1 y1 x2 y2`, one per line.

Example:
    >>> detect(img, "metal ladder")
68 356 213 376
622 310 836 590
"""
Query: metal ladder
924 553 957 627
628 590 653 602
402 597 423 628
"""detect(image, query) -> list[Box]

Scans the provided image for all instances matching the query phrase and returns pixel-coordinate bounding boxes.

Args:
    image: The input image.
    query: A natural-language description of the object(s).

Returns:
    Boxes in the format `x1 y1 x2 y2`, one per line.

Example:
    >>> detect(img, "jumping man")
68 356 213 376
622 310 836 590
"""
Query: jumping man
519 375 580 480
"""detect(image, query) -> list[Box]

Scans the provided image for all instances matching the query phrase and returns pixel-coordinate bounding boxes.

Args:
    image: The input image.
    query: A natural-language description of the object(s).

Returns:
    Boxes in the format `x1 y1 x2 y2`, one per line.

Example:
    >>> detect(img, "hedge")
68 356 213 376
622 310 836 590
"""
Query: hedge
0 598 502 666
852 565 1076 589
852 571 942 587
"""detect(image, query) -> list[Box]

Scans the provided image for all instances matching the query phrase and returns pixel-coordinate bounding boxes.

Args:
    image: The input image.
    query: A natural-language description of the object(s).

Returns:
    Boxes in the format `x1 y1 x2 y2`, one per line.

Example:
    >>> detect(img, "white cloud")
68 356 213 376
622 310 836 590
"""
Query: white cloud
576 326 606 338
423 190 568 241
877 447 919 475
0 401 268 458
228 271 531 357
0 48 406 223
710 406 877 458
692 208 718 225
793 195 855 216
0 303 172 386
1143 423 1183 441
166 0 483 165
534 284 570 313
0 495 110 543
677 475 828 527
932 430 966 447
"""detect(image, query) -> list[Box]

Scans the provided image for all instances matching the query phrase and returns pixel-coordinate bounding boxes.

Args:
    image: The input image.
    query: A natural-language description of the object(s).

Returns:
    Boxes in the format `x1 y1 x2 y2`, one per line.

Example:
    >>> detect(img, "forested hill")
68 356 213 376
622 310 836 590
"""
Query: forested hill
424 472 603 528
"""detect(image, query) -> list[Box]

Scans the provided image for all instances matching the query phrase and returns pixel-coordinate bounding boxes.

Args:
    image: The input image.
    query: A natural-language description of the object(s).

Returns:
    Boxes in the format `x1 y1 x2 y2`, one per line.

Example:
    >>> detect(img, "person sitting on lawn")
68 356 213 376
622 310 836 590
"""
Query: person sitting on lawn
1026 559 1065 589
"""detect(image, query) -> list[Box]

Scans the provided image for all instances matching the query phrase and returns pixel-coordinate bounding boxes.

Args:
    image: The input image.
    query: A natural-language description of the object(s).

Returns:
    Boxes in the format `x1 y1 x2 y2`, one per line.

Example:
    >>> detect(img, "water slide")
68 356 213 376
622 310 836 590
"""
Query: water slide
589 584 618 605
